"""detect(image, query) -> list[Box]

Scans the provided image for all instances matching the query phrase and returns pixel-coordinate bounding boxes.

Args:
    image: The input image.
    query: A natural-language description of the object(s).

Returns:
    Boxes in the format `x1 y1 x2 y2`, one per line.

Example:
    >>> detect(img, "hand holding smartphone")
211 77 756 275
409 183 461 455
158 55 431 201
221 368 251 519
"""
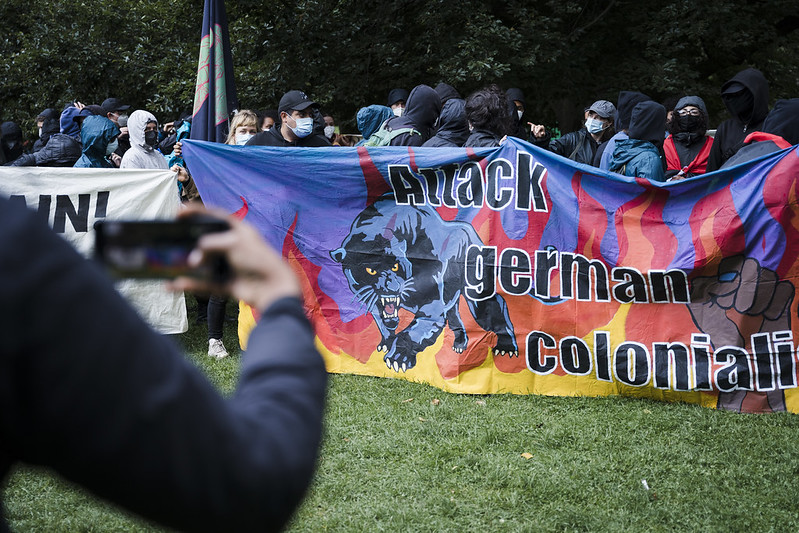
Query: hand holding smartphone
95 215 232 283
95 207 302 311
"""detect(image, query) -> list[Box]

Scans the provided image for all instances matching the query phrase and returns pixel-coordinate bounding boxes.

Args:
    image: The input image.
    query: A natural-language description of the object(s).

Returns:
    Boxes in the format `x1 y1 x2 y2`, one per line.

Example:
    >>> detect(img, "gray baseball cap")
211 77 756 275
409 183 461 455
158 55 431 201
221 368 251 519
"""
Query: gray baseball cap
588 100 617 120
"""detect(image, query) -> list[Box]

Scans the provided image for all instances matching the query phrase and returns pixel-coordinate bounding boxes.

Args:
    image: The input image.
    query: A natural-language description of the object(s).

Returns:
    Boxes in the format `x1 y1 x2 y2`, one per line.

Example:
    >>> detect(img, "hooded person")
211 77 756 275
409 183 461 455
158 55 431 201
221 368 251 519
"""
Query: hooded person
60 106 85 141
609 101 667 182
35 117 61 152
387 88 409 117
596 91 652 169
1 122 25 164
33 108 60 152
434 83 461 105
720 98 799 170
354 105 394 146
120 110 168 169
73 115 120 168
549 99 616 165
381 84 442 146
706 67 770 171
663 96 714 180
423 97 469 148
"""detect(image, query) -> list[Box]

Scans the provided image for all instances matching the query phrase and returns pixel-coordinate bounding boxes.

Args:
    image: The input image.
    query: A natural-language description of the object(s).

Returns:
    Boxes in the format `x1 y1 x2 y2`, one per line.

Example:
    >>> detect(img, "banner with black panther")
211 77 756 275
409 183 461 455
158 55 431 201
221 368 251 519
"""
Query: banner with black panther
183 138 799 413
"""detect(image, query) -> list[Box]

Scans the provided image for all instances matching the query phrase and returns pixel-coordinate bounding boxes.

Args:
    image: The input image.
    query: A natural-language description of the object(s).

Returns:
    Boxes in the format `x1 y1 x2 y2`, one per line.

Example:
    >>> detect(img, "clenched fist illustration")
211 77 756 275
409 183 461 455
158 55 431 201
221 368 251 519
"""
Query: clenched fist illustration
688 256 795 412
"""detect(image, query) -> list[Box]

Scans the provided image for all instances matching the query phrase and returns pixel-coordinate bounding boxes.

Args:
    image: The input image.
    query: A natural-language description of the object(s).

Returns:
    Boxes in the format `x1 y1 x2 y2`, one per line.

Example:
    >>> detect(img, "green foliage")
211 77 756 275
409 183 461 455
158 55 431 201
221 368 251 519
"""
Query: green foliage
0 0 797 136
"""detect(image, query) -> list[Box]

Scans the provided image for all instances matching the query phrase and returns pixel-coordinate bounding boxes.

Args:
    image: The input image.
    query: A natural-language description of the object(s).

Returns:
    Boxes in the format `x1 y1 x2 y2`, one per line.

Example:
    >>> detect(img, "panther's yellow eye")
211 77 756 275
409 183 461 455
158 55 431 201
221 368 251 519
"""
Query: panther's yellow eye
366 267 377 275
392 263 399 272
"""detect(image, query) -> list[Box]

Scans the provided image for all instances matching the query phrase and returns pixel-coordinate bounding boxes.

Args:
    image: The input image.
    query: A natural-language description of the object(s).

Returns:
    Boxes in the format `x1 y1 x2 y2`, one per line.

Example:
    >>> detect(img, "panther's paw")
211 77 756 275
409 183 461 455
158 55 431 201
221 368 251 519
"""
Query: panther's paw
493 340 519 358
384 342 417 373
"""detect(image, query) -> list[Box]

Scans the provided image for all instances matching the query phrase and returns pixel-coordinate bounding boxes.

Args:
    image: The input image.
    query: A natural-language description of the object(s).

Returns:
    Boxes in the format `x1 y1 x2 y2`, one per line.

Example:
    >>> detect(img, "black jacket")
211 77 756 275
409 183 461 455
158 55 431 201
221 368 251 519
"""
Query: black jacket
720 98 799 169
423 98 468 147
549 128 601 165
0 198 327 533
707 68 770 171
246 123 331 147
463 129 501 148
384 84 442 147
9 133 81 167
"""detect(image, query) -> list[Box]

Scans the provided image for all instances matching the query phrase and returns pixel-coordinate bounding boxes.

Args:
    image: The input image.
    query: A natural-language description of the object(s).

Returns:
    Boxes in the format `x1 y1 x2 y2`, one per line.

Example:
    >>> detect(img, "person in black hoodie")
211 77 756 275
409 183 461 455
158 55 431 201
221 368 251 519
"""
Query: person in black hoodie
387 88 409 117
1 122 25 164
424 84 468 147
596 91 652 169
706 67 770 171
664 96 714 180
609 101 667 182
463 85 512 148
382 84 442 146
33 108 60 152
720 98 799 169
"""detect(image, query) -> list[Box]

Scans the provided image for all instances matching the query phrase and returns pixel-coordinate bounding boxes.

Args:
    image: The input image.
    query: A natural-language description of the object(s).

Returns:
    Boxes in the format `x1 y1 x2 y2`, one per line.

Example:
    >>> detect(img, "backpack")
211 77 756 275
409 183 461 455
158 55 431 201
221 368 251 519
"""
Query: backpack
363 121 421 147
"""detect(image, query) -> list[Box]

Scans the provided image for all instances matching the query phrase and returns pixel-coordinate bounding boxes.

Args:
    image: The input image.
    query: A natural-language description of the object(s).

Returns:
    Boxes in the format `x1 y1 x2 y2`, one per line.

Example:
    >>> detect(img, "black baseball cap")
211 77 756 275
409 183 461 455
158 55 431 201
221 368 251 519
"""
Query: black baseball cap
278 90 318 114
101 98 131 114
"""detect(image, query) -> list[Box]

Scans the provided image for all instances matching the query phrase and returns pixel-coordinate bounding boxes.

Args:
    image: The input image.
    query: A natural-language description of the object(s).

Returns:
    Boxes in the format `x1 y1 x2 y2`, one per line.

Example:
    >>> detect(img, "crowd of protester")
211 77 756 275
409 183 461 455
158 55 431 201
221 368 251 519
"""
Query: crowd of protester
2 67 798 357
4 67 798 177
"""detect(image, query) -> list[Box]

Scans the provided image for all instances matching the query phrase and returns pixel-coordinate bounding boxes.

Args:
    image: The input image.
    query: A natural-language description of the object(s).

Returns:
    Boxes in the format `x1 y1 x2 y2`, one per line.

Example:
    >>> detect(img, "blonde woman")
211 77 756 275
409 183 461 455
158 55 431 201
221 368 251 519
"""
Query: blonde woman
226 109 259 145
204 110 261 359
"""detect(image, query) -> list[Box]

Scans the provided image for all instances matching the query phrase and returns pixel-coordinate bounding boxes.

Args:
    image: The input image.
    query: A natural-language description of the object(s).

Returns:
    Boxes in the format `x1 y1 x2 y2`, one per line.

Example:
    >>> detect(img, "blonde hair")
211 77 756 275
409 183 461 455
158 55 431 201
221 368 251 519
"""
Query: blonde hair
225 109 260 145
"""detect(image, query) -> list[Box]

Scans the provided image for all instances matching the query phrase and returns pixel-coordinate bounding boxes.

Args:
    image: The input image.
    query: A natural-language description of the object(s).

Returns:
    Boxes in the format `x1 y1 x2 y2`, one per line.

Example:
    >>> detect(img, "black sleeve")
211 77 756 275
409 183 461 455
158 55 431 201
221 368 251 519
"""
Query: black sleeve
548 131 576 156
7 153 35 166
0 200 327 533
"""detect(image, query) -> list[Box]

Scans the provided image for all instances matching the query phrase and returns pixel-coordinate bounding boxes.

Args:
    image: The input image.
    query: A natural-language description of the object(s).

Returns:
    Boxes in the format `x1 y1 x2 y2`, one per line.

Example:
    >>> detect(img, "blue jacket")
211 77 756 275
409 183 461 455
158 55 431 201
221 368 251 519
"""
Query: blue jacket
355 105 394 145
609 139 665 182
74 116 120 168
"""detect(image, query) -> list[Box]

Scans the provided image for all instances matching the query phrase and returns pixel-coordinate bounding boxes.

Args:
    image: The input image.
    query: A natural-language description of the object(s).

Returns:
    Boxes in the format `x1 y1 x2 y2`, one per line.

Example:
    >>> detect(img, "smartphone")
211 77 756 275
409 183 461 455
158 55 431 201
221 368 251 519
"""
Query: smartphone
94 216 231 282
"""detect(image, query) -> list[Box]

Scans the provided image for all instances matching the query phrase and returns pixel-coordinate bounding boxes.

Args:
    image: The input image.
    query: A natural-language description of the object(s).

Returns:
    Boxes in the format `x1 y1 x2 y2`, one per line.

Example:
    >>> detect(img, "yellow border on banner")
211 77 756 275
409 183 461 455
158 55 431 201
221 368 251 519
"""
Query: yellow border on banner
239 301 799 411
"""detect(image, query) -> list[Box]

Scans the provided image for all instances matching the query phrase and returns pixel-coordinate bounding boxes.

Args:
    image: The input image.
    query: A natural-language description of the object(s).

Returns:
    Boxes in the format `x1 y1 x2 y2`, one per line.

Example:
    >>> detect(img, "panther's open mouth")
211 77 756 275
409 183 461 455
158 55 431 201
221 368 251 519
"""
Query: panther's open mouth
379 296 400 319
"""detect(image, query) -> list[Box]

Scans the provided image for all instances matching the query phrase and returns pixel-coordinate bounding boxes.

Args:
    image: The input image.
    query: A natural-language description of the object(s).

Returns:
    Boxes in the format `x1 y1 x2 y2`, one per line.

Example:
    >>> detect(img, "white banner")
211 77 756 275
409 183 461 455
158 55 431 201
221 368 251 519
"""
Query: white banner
0 167 188 334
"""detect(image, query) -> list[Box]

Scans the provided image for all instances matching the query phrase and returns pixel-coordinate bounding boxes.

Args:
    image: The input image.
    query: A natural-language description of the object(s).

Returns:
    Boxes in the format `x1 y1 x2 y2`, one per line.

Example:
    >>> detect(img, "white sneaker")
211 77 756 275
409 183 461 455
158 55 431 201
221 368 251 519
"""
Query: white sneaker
208 338 228 359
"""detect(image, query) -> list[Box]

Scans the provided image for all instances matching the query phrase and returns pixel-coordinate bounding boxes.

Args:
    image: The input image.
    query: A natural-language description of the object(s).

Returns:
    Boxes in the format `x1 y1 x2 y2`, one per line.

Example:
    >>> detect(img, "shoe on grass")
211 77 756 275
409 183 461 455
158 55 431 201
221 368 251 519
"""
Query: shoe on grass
208 338 228 359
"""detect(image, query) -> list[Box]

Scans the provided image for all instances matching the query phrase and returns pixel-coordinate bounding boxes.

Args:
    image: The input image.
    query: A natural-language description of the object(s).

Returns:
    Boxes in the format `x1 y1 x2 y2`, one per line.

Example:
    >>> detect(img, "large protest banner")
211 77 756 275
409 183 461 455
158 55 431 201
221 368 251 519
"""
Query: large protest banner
183 138 799 413
0 167 187 334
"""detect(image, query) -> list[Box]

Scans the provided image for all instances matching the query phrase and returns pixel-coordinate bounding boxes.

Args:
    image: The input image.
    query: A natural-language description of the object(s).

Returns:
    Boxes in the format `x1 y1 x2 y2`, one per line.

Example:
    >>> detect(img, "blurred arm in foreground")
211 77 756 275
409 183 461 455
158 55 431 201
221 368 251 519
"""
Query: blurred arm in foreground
0 199 327 533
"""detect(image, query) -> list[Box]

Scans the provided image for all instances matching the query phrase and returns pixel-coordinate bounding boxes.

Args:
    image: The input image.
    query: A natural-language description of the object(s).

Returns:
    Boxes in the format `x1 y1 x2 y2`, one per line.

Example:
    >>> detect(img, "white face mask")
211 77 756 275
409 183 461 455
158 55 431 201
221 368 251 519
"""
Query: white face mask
289 117 314 138
105 139 119 156
393 107 403 117
324 125 335 138
517 110 524 120
585 117 606 134
236 133 254 145
38 128 43 138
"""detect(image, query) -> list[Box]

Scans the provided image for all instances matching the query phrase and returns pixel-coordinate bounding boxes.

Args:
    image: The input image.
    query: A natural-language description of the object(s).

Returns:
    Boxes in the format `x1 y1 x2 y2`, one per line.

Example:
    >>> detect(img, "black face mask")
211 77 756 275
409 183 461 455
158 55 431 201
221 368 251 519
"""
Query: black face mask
677 114 702 134
144 130 159 147
723 90 754 123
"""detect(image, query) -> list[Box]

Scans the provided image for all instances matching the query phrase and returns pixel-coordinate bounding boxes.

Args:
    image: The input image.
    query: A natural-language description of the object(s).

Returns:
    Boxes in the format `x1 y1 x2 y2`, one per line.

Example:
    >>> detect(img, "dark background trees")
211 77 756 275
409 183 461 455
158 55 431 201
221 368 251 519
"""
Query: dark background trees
1 0 797 137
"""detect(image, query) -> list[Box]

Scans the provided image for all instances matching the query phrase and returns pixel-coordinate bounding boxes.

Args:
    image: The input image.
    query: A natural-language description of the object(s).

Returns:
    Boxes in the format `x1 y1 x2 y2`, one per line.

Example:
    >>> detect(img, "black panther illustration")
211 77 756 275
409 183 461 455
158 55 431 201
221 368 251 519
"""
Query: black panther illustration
330 195 517 372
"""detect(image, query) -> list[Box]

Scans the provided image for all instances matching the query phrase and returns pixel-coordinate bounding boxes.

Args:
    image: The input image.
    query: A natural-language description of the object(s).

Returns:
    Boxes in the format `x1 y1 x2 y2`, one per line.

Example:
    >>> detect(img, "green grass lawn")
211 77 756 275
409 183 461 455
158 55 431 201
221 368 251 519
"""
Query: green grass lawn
5 302 799 532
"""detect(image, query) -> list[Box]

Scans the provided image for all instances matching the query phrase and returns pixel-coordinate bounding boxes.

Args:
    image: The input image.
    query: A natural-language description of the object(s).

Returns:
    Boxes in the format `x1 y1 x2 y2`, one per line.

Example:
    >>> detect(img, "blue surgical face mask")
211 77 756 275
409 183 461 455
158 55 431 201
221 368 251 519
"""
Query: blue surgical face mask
289 116 314 138
585 117 606 134
236 133 254 145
